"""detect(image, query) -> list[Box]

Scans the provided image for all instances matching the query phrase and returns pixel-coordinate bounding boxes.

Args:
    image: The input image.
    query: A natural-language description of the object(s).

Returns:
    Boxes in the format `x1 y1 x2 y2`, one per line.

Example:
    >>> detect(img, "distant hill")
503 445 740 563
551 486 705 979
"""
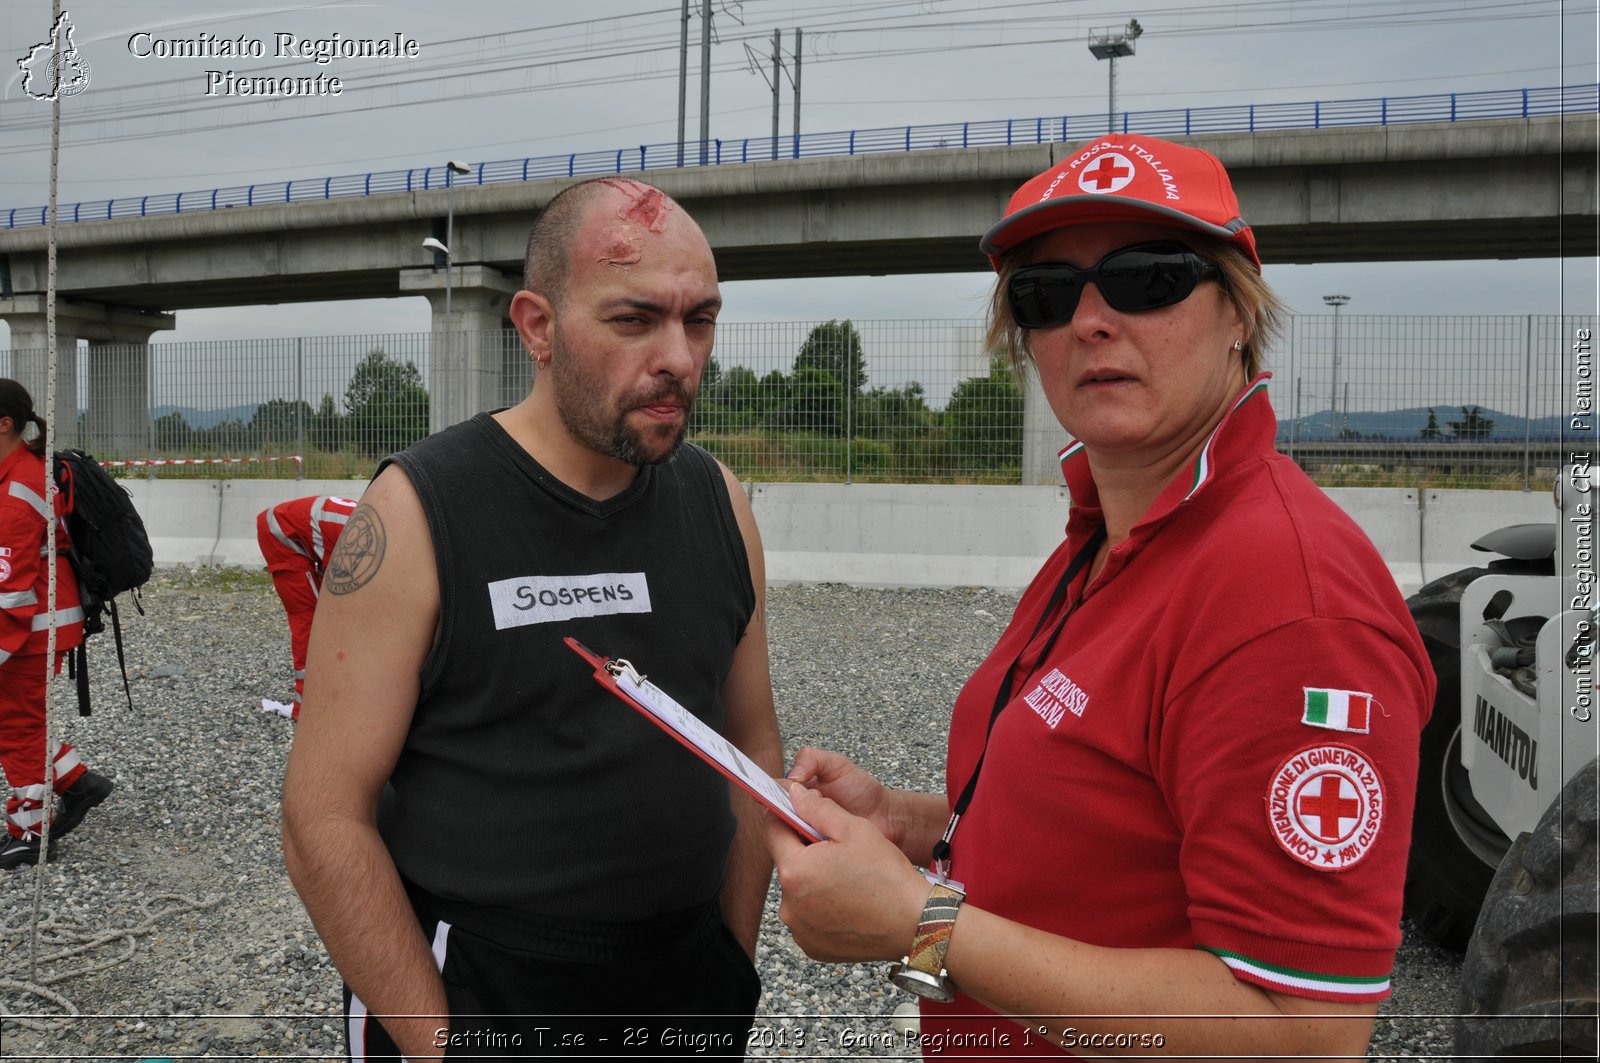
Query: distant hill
152 403 260 429
1279 406 1570 442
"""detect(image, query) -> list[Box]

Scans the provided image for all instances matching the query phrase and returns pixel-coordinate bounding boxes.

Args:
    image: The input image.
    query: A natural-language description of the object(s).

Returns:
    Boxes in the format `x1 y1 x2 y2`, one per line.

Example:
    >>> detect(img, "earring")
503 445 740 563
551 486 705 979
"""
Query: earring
1232 339 1243 351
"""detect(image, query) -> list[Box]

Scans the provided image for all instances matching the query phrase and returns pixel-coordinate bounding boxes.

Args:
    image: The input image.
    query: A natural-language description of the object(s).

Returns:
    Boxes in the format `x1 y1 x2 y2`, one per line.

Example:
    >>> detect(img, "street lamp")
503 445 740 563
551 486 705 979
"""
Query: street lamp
1323 294 1351 436
1088 19 1142 135
425 160 470 422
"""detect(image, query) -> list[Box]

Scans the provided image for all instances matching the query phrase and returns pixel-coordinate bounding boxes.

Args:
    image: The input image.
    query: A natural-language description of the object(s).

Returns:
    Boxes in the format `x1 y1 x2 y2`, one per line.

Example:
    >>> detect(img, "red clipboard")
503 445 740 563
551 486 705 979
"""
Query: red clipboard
565 637 824 843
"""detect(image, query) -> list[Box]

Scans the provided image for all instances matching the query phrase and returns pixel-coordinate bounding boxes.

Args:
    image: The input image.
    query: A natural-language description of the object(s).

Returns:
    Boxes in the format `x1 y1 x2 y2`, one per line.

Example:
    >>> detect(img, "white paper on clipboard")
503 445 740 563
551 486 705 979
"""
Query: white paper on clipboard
612 669 826 843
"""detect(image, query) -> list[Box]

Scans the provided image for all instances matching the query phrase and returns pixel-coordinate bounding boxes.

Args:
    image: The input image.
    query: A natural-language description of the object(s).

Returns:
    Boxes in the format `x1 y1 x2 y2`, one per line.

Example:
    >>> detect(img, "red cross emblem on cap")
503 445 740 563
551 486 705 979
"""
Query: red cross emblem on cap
1078 152 1135 194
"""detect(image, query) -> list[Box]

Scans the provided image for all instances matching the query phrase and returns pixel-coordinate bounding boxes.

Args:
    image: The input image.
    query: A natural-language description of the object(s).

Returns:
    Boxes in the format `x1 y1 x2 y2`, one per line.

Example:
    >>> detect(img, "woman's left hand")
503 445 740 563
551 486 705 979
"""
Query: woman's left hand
767 782 933 963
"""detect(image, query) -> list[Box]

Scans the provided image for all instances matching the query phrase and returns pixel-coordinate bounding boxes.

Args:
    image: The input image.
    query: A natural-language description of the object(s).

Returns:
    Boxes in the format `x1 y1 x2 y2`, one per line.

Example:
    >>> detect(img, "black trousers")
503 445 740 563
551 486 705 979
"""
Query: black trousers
345 881 760 1061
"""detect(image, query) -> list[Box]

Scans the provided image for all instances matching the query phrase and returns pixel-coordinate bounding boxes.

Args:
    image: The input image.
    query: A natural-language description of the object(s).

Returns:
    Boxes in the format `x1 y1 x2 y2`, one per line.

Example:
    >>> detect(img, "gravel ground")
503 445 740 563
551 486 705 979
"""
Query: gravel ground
0 570 1462 1061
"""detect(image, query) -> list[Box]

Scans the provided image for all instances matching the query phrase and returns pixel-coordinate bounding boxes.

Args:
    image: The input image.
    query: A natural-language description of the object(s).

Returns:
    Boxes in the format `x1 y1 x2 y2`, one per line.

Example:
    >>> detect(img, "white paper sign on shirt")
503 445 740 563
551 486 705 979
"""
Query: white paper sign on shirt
487 572 652 630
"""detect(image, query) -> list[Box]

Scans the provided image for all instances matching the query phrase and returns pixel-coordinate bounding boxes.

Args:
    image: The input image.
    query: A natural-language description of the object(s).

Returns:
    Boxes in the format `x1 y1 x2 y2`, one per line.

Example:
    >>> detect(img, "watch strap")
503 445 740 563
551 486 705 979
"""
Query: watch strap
905 883 964 979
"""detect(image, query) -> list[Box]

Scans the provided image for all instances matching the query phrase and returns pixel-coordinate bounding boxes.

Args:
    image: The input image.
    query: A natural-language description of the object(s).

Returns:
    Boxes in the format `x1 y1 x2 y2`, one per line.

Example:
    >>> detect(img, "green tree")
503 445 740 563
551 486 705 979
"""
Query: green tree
152 411 193 450
946 359 1023 472
701 354 724 392
1419 408 1442 441
249 398 316 444
794 320 867 396
1447 405 1495 440
756 369 792 431
309 394 345 452
857 382 933 439
786 366 845 437
344 348 430 456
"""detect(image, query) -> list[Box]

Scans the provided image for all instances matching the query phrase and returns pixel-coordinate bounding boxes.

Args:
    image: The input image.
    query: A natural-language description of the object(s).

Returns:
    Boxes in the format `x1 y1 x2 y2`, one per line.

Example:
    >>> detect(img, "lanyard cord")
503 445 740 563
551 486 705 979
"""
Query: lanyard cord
929 524 1107 875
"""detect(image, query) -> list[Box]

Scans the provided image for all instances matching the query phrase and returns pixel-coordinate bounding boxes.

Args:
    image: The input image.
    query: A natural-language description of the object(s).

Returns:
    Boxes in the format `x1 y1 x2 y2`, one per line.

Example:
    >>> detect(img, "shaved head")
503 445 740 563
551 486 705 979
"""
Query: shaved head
522 178 689 311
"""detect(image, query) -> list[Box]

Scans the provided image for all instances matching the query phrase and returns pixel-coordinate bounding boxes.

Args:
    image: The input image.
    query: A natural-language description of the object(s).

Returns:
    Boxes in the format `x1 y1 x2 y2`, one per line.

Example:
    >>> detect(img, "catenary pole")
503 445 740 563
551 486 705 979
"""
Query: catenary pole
770 29 781 160
793 28 802 147
677 0 689 166
699 0 712 165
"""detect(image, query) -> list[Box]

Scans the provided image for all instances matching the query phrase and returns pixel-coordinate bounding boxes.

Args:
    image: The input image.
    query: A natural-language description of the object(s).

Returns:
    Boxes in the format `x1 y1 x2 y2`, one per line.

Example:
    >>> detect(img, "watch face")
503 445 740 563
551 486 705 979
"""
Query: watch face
889 963 956 1004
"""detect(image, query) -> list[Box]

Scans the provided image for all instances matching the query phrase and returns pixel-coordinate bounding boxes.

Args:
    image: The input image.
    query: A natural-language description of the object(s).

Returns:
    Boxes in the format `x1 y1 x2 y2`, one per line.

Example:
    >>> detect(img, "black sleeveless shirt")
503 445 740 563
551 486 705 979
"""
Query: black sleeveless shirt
376 414 754 921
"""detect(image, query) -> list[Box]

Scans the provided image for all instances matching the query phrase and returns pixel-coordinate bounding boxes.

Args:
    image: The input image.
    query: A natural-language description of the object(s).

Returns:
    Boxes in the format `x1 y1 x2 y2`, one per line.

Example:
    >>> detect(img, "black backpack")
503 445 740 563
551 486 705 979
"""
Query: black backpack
52 449 153 715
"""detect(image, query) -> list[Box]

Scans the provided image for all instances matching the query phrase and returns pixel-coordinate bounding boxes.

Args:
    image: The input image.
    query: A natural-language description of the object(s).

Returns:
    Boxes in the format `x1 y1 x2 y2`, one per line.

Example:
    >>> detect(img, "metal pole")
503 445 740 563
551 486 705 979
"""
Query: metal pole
770 29 780 161
845 337 853 484
1330 306 1340 436
1108 54 1116 134
699 0 712 166
1291 377 1302 459
1285 318 1298 459
147 351 156 481
677 0 689 167
295 336 305 480
1522 313 1534 490
793 28 802 147
447 174 459 423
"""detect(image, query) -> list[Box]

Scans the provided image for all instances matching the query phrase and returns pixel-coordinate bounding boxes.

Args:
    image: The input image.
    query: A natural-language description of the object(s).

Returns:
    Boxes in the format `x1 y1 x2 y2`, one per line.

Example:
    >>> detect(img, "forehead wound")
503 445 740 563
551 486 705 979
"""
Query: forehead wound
594 225 643 267
598 178 674 232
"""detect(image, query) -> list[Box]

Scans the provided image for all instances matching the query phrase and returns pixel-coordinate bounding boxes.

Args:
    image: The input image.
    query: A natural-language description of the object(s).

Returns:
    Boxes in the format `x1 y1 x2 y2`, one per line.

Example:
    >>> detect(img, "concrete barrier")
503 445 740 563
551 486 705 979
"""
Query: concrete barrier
1324 488 1424 591
1420 488 1557 587
132 477 365 568
752 482 1067 589
133 478 1552 594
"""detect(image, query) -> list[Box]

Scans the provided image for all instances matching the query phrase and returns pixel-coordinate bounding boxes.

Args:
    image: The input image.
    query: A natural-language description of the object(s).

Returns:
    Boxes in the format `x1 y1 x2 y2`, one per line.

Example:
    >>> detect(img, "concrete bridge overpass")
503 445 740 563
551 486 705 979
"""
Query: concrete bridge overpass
1 116 1592 311
1 114 1593 450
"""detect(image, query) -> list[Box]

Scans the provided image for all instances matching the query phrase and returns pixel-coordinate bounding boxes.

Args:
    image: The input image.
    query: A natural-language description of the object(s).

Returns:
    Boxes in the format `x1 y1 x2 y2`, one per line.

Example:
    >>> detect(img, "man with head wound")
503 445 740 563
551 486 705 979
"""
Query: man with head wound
282 177 782 1060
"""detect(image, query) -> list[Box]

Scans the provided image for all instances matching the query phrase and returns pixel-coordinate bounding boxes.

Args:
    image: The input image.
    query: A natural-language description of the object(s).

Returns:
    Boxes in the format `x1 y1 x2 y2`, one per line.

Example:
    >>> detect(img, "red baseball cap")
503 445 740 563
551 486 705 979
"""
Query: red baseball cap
979 136 1260 270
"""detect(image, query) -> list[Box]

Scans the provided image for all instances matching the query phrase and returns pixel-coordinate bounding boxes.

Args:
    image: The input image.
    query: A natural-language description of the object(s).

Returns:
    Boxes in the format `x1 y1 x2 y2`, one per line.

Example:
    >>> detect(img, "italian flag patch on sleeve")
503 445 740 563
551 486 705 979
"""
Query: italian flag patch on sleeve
1302 688 1373 733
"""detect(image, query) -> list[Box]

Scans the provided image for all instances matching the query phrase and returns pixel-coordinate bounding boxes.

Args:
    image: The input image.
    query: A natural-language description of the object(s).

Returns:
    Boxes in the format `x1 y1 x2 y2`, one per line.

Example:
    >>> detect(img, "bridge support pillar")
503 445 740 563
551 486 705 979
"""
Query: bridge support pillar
1021 370 1071 487
0 296 175 457
400 265 521 432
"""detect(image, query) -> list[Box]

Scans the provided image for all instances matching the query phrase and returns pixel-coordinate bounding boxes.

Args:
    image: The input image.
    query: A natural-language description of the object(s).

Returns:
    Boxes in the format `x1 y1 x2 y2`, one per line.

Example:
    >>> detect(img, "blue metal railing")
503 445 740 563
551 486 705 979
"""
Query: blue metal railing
4 83 1595 230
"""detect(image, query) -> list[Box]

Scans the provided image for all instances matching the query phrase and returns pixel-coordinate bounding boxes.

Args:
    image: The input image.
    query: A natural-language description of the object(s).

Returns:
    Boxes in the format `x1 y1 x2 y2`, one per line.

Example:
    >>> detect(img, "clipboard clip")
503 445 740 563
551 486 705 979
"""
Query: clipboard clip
603 656 646 685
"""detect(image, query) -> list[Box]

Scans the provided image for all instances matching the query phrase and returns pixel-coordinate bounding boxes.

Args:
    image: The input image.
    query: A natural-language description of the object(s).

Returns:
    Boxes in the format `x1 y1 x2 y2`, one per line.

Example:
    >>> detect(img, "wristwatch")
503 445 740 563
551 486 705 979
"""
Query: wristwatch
887 882 965 1003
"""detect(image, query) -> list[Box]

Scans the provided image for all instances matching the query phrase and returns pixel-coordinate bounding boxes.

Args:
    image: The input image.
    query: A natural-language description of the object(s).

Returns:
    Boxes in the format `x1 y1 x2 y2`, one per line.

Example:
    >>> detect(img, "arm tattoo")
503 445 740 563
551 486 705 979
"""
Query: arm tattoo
325 504 385 595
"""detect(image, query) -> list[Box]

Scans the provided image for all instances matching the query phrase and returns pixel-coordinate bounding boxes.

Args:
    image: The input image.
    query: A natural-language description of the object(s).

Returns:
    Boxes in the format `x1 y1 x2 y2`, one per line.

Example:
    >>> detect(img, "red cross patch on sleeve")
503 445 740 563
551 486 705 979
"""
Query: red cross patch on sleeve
1266 744 1385 872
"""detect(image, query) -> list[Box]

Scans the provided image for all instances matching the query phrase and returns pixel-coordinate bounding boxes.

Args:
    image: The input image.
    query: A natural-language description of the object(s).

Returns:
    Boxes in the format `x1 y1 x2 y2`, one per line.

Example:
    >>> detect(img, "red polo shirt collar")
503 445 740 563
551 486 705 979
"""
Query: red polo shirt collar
1057 373 1276 587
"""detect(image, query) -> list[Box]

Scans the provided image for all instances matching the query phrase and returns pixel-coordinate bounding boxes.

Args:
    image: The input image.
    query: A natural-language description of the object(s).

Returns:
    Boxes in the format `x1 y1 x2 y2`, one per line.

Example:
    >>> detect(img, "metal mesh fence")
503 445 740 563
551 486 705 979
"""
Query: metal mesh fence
0 314 1589 488
1274 315 1584 490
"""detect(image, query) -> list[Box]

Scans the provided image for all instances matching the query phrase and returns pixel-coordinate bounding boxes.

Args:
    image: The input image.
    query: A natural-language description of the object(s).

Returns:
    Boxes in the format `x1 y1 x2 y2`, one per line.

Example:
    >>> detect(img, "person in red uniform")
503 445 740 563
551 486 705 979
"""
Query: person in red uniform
257 494 358 720
0 379 114 870
767 138 1433 1058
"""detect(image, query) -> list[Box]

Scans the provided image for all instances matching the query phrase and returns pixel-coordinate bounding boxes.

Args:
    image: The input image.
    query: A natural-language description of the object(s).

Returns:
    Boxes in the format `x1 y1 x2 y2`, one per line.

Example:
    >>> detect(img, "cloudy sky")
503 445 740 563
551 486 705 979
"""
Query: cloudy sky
1 0 1595 346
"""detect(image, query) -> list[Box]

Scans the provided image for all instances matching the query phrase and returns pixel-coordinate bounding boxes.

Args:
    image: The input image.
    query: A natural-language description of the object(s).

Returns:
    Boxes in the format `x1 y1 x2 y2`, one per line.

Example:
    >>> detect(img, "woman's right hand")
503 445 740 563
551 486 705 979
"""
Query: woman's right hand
785 747 900 845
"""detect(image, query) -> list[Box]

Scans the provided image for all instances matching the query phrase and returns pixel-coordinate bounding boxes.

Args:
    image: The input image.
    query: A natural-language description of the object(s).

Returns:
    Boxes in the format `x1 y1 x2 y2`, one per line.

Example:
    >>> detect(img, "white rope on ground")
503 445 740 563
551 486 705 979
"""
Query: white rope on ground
6 19 229 1044
29 0 66 991
0 892 224 1032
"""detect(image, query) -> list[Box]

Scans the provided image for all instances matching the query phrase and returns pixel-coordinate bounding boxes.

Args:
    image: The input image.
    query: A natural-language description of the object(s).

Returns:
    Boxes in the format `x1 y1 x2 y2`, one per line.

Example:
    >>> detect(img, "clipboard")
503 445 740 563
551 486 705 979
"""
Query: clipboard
565 637 824 843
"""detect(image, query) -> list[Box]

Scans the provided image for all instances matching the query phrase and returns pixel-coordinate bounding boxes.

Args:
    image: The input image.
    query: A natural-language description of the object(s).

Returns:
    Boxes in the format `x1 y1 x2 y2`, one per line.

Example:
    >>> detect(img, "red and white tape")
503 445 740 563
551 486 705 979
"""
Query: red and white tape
99 455 304 468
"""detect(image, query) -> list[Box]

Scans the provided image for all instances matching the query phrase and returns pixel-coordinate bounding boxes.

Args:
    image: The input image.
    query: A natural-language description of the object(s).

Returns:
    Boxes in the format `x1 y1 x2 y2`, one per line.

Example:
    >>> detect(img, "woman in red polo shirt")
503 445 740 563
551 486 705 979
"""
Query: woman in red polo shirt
767 138 1433 1059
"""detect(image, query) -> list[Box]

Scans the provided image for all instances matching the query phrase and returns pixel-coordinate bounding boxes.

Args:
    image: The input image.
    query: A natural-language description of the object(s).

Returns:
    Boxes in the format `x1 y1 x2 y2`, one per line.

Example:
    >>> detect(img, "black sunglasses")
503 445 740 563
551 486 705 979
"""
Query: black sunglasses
1007 242 1223 330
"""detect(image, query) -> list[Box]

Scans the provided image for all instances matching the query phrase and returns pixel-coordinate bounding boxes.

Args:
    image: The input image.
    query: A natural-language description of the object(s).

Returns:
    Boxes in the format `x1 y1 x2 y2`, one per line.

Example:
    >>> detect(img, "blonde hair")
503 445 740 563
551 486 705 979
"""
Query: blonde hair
984 231 1284 382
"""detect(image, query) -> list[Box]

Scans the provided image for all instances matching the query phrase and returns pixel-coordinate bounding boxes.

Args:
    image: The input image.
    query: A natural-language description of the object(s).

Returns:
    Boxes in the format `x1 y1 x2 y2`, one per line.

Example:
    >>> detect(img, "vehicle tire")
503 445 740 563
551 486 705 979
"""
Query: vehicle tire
1404 567 1511 951
1454 756 1599 1061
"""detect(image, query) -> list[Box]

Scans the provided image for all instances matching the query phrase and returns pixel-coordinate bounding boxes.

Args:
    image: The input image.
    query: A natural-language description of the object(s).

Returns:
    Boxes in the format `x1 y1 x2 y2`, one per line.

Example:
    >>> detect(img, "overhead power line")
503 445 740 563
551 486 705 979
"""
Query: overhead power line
0 0 1575 166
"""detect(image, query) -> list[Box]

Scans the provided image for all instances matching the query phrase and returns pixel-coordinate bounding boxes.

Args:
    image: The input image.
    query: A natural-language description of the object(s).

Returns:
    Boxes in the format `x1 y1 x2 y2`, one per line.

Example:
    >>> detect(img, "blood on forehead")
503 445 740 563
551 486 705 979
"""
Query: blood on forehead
598 178 674 232
595 225 642 267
